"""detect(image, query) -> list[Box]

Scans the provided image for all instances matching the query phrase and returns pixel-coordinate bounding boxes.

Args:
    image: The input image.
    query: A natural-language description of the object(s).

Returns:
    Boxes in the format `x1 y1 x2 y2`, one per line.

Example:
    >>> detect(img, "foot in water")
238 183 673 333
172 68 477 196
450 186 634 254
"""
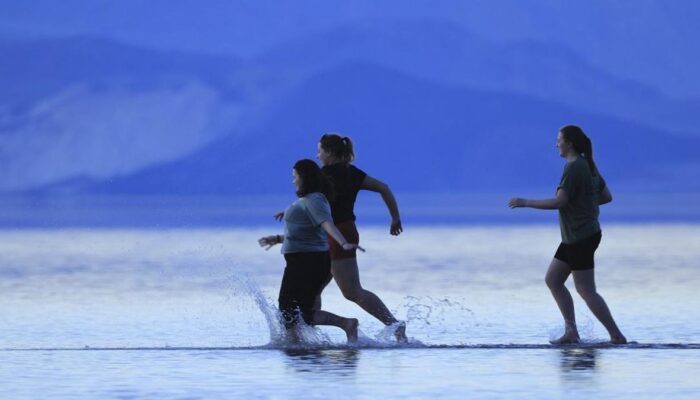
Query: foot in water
284 328 301 344
549 331 581 345
393 321 407 343
344 318 359 343
610 334 627 345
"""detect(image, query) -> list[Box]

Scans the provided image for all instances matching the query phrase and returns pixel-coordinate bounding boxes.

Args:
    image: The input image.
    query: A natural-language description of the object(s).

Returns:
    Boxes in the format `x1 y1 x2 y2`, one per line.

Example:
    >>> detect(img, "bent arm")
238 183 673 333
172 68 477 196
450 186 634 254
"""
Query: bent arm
361 176 401 220
510 189 569 210
599 186 613 205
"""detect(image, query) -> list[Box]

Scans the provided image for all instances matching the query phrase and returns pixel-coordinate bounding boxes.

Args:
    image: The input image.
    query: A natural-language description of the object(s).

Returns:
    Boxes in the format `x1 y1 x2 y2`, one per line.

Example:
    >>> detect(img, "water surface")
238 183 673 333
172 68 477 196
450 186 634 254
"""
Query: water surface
1 225 699 398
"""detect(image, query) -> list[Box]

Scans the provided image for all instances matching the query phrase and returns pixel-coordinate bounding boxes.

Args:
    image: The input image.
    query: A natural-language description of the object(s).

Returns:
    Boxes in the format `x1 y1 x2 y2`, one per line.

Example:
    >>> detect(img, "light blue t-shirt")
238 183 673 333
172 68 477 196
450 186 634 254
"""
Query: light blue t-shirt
281 192 333 254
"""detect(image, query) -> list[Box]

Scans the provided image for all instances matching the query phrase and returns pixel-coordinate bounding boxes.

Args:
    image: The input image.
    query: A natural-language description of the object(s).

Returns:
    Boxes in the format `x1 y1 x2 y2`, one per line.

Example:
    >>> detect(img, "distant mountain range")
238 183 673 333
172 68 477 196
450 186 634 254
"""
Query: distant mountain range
0 37 248 191
257 20 700 134
1 20 698 196
82 62 700 195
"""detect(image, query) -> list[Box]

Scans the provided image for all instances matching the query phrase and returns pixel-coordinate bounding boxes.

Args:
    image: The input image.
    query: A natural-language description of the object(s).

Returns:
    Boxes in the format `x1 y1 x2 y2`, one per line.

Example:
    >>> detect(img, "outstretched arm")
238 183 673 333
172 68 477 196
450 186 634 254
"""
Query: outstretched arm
361 175 403 235
509 189 569 210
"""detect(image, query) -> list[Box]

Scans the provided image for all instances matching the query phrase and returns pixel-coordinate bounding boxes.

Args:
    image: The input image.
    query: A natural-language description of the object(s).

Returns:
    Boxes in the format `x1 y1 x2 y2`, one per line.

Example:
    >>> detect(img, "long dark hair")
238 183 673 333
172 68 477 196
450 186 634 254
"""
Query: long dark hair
319 133 355 163
293 159 335 200
560 125 599 177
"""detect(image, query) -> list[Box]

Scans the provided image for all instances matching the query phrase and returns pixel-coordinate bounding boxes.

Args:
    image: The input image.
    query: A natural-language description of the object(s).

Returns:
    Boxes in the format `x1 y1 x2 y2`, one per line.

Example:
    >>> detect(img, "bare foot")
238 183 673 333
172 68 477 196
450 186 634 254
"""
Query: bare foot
343 318 359 343
550 331 580 345
610 335 627 345
394 321 407 343
285 328 301 344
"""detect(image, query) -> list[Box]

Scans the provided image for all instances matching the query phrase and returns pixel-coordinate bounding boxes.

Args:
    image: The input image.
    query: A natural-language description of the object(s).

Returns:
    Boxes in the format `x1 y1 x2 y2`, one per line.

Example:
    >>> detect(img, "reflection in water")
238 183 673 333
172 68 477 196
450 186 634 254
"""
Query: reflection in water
282 349 360 376
558 348 597 379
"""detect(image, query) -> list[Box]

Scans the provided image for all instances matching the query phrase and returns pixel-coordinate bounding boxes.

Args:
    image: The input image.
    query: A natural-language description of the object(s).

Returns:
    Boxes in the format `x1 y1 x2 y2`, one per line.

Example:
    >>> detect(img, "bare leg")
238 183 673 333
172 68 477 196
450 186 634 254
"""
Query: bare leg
312 310 358 343
332 258 406 342
332 258 396 324
545 258 580 344
313 271 333 311
572 269 627 344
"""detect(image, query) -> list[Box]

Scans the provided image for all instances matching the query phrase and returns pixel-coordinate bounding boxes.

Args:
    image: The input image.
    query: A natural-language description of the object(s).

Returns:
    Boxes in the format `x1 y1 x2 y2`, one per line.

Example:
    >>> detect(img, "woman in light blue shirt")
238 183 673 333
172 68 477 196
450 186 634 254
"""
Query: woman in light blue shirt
259 159 362 343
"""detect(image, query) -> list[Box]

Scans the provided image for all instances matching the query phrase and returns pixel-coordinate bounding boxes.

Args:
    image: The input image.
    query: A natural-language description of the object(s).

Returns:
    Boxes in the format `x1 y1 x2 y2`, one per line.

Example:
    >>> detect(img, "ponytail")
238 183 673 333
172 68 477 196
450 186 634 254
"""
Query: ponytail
583 136 598 177
320 132 355 163
560 125 599 177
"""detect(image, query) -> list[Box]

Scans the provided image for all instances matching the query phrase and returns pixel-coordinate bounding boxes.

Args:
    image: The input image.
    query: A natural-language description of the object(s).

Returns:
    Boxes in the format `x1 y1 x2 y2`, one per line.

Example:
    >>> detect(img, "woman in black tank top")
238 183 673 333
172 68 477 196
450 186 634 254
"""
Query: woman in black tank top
314 133 407 342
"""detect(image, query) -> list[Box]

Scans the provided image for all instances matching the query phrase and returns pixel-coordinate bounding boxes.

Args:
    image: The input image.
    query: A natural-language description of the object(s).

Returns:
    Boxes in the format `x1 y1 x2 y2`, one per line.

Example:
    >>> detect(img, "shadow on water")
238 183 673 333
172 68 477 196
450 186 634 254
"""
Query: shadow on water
558 348 597 380
282 348 360 376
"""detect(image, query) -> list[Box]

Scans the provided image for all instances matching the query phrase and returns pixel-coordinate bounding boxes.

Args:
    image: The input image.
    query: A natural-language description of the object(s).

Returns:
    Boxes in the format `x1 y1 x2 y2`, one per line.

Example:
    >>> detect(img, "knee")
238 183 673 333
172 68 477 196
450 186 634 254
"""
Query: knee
575 284 596 300
341 289 363 302
545 274 562 290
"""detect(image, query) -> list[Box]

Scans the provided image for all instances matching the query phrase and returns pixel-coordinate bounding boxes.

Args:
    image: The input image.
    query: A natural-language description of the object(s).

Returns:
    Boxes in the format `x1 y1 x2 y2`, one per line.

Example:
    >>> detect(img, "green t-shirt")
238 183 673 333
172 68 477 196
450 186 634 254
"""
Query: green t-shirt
557 157 605 244
281 192 332 254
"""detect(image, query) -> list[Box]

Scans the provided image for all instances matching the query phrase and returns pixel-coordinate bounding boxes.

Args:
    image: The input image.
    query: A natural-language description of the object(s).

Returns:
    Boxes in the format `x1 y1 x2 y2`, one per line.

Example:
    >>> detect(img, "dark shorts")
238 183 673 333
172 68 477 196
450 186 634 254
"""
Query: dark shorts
554 231 602 271
278 251 330 328
328 220 360 260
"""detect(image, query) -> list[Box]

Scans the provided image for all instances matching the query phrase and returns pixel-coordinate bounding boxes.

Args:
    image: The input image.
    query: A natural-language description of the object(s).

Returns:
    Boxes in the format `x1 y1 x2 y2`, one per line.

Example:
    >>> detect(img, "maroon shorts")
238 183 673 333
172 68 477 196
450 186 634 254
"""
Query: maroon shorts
328 220 360 260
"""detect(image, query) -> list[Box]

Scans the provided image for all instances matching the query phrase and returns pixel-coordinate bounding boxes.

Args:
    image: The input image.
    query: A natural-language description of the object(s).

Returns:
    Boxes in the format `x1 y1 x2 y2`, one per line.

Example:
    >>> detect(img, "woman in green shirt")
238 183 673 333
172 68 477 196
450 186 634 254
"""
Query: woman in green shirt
509 125 626 345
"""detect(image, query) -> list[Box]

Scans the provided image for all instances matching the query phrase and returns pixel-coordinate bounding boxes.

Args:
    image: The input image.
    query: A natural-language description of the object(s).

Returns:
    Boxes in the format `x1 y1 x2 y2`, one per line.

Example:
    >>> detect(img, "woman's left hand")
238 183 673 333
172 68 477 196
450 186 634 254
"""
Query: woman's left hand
508 198 527 208
342 243 366 252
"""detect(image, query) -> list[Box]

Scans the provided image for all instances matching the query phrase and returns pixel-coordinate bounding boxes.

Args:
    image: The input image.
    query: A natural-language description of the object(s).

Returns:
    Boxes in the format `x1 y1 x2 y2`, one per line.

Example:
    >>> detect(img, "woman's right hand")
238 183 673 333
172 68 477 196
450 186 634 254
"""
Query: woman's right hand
258 235 281 251
273 211 284 221
390 218 403 236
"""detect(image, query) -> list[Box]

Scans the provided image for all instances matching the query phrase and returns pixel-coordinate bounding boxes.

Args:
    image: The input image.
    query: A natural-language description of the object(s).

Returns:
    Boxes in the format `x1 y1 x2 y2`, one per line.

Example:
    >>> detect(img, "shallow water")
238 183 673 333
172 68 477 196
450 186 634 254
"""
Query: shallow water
1 225 699 399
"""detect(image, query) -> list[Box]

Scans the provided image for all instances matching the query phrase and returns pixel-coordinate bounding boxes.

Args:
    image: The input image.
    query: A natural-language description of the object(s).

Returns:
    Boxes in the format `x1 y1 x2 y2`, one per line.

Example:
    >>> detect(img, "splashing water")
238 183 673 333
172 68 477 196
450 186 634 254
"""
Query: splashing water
231 274 351 349
230 274 285 345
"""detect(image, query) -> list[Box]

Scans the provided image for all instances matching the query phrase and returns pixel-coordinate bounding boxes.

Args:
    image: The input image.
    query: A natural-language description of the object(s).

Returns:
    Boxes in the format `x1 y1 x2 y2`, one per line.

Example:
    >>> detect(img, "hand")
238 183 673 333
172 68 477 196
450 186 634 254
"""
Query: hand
258 235 281 251
273 211 284 221
342 243 366 252
390 218 403 236
508 198 527 208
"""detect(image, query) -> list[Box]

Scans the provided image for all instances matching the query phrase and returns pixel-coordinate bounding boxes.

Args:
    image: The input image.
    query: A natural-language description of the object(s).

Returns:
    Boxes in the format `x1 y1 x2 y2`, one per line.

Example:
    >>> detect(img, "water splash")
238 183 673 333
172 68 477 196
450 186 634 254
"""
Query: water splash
397 295 479 345
230 274 348 349
547 313 597 343
402 295 477 327
230 274 285 345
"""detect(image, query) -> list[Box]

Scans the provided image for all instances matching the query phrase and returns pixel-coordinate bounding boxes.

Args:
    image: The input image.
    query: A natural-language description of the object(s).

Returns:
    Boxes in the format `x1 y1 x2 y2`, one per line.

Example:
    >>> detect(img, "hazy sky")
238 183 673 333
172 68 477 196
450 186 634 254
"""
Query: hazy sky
2 0 699 97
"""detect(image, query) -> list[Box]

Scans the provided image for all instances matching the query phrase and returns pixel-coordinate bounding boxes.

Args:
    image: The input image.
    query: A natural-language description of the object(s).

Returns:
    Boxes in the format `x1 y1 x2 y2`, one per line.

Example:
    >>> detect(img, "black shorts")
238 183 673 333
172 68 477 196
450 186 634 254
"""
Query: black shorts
554 231 602 271
278 251 330 328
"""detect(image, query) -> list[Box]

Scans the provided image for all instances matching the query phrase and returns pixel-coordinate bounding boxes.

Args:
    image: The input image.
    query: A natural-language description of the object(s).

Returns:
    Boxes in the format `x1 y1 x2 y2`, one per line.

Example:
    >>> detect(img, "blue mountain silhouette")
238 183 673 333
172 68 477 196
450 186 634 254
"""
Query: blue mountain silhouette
85 62 700 195
1 34 697 196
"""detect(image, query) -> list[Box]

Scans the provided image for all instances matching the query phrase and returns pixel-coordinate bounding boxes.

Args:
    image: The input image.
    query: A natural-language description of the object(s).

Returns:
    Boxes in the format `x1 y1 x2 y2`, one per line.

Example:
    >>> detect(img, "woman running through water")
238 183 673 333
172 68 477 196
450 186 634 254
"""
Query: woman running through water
259 159 362 343
509 125 626 345
315 133 407 342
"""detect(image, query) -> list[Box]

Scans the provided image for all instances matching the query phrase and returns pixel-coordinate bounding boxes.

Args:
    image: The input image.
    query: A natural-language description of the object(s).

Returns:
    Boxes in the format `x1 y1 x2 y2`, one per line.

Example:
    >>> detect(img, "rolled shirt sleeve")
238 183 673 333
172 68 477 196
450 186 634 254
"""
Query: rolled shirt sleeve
304 193 333 226
558 161 584 200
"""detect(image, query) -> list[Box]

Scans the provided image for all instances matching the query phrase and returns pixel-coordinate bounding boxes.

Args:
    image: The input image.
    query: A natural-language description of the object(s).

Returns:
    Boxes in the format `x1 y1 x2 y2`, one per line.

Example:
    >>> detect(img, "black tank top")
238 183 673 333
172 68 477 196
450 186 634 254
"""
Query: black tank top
322 164 367 224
